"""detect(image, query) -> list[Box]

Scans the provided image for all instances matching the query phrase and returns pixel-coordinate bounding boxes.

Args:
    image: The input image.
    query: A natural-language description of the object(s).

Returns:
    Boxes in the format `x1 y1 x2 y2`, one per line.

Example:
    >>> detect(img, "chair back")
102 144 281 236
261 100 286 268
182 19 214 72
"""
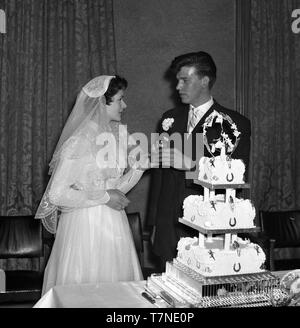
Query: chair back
0 215 45 304
260 210 300 247
127 212 160 279
0 215 43 258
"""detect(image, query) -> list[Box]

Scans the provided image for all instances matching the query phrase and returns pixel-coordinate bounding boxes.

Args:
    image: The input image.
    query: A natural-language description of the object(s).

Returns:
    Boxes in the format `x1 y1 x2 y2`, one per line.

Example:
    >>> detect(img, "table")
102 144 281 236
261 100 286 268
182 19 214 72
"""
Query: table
33 280 154 308
33 271 290 308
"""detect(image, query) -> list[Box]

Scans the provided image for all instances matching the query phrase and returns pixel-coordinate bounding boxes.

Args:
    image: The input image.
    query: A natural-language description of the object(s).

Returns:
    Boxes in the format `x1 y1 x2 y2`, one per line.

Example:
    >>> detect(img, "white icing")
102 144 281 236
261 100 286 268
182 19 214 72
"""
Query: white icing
176 236 266 277
198 156 245 184
183 195 256 229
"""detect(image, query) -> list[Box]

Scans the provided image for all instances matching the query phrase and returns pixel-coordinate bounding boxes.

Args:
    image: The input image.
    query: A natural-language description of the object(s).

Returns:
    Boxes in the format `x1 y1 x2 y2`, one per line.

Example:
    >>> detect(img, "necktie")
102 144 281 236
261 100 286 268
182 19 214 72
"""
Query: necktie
187 107 198 134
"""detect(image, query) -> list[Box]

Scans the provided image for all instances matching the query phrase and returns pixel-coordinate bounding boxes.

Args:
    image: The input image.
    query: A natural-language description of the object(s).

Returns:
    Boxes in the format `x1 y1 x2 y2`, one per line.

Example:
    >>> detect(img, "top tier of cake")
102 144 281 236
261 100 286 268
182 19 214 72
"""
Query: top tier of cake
198 155 246 185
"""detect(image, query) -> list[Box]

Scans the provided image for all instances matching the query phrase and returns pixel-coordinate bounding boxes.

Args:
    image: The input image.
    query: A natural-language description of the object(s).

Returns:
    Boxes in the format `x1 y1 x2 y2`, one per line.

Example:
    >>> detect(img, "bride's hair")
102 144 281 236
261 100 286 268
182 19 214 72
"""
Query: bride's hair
104 75 128 105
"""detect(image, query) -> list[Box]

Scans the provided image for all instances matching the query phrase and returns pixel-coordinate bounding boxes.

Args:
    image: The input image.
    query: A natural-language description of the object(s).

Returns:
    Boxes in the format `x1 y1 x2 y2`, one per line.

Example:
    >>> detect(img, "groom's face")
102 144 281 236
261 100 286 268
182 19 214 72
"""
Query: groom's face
176 66 206 107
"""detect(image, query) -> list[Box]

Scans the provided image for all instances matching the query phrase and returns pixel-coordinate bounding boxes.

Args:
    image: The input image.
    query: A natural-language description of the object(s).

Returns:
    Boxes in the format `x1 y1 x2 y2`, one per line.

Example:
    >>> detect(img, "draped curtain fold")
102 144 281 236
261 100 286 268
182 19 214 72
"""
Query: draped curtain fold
236 0 300 211
0 0 116 269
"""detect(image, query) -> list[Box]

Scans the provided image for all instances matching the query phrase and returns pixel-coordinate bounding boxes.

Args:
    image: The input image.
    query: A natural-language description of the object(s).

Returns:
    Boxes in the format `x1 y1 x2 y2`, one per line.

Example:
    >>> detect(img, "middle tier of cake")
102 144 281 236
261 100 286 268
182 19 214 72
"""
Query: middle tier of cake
183 194 256 230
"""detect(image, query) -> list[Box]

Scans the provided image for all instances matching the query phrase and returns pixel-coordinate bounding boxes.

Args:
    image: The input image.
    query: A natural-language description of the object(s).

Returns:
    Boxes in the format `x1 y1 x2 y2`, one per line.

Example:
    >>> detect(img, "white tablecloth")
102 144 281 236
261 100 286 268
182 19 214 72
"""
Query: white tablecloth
33 271 289 308
33 280 155 308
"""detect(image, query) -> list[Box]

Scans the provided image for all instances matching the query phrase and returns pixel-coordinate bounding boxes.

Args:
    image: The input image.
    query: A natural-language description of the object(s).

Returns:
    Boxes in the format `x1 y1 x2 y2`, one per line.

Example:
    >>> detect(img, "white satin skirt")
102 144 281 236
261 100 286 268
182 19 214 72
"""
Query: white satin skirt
41 205 143 295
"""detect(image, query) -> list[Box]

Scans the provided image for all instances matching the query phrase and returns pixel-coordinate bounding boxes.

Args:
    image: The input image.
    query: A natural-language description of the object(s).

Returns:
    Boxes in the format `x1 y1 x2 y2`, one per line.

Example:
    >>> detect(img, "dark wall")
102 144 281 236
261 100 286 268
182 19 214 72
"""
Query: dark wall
113 0 235 224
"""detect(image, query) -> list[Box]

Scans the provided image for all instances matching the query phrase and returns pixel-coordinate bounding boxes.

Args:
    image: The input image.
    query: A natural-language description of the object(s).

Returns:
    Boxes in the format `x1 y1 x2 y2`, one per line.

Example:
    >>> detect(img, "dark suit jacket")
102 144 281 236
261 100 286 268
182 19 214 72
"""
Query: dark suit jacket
147 100 251 261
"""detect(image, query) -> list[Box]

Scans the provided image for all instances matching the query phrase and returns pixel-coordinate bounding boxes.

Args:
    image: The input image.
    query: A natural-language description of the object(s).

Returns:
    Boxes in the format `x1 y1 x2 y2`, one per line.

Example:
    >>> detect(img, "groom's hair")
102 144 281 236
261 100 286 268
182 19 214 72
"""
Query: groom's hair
170 51 217 89
105 75 128 105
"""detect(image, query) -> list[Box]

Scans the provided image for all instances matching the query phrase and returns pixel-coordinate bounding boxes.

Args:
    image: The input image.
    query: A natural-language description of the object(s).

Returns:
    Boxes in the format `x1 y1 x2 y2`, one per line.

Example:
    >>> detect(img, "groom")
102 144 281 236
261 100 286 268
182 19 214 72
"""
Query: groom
147 51 251 271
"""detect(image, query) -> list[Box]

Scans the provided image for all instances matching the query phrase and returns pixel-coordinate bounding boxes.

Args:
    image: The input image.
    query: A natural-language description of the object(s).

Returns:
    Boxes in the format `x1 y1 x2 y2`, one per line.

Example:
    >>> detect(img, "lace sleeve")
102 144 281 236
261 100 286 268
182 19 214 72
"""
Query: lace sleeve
48 157 110 210
116 169 144 194
48 136 110 210
115 133 148 194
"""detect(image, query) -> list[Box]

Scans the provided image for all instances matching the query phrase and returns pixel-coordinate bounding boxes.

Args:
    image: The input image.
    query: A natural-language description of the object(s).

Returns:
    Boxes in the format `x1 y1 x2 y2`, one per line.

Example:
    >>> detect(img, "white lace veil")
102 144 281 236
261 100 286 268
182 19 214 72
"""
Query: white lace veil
35 75 115 233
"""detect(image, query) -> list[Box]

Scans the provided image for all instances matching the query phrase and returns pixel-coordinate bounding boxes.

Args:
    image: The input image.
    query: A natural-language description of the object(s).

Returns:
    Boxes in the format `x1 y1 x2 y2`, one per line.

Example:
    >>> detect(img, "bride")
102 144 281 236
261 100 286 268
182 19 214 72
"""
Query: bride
35 75 149 295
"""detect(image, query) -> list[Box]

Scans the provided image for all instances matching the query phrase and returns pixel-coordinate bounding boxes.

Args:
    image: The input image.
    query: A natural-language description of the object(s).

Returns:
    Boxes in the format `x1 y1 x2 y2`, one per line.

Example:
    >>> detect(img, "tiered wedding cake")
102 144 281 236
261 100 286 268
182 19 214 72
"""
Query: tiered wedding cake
176 148 265 277
145 111 279 307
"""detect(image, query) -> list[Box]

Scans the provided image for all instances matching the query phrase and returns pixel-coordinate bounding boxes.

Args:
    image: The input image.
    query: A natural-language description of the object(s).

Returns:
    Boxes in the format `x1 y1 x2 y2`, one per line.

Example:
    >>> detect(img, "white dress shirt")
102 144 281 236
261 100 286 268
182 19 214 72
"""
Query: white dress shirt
187 97 214 134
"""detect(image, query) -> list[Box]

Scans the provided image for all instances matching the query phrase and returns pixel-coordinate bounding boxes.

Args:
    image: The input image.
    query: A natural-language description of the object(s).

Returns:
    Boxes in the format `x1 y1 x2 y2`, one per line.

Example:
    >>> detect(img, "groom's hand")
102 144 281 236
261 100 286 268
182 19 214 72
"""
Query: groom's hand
106 189 130 211
131 152 152 171
158 147 194 171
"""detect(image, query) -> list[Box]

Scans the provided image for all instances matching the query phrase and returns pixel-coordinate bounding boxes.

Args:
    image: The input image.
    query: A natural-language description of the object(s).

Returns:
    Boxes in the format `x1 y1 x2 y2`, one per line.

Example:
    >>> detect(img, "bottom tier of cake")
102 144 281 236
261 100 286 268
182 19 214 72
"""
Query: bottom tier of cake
176 235 266 277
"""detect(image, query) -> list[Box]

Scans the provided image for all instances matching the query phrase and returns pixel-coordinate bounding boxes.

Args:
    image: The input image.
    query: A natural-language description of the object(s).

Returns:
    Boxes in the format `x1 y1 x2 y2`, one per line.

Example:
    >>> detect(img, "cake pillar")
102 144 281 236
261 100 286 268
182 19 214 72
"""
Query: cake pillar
204 187 210 202
206 233 213 243
225 188 236 202
224 233 231 251
231 234 237 243
198 233 205 247
220 146 226 160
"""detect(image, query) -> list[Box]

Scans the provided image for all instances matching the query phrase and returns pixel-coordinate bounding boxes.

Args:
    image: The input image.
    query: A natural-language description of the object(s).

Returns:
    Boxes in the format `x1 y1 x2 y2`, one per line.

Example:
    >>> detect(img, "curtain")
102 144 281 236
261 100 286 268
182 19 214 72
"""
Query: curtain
236 0 300 211
0 0 116 269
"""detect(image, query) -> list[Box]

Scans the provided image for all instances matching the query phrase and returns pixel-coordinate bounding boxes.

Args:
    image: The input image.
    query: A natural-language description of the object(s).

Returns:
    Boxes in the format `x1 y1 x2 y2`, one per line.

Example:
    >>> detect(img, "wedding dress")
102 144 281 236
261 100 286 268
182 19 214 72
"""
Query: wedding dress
41 121 144 295
35 76 145 295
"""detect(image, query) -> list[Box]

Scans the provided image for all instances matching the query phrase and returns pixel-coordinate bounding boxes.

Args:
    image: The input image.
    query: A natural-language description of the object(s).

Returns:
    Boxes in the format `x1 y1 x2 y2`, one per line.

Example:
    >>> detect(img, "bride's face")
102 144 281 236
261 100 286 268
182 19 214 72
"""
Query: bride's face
106 89 127 122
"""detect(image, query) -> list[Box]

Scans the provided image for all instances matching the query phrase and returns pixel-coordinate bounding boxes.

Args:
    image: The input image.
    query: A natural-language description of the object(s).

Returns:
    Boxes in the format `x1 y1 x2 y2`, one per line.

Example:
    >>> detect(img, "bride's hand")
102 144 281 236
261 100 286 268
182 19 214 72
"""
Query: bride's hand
106 189 130 211
136 153 152 171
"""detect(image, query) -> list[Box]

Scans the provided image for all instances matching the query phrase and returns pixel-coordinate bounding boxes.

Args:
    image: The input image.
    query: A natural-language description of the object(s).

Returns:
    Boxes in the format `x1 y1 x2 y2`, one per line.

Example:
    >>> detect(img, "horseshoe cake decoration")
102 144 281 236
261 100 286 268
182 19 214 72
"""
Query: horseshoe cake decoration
233 262 241 272
226 172 234 182
229 217 237 227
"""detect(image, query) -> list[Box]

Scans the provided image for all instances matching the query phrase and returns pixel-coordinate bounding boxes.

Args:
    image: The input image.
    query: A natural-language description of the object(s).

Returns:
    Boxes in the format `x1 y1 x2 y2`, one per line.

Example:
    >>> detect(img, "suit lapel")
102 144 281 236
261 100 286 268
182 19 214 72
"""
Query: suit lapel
174 104 189 135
